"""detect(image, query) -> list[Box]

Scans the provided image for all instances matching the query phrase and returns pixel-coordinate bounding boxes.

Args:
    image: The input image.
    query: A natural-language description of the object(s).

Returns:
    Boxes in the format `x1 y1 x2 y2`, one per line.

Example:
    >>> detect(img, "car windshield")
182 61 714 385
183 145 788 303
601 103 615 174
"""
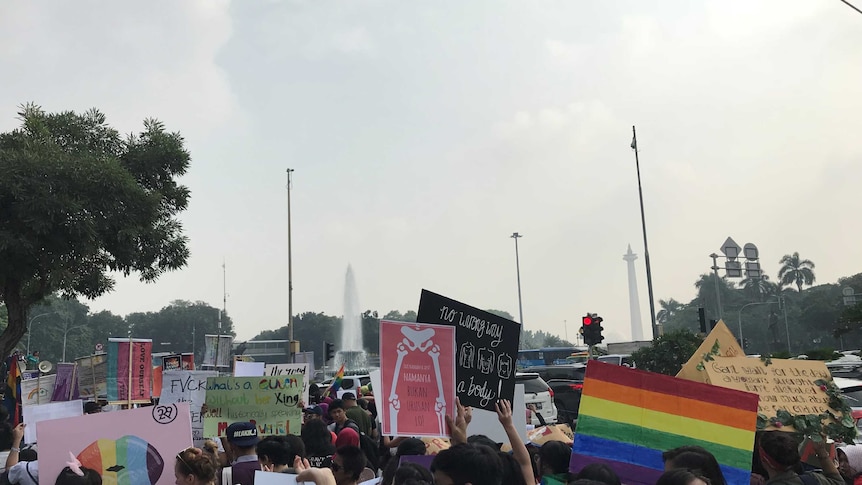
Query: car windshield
842 386 862 405
521 377 550 394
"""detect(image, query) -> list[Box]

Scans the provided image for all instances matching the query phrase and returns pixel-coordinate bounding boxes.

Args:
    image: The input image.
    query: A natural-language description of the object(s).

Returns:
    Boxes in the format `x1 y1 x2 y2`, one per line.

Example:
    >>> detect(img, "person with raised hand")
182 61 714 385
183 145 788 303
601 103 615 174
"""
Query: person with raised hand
496 399 538 485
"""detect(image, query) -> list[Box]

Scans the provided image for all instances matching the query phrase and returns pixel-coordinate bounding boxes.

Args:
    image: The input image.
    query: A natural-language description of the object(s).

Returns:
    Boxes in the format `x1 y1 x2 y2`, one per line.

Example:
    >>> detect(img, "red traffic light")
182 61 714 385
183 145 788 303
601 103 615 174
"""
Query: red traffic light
582 315 593 326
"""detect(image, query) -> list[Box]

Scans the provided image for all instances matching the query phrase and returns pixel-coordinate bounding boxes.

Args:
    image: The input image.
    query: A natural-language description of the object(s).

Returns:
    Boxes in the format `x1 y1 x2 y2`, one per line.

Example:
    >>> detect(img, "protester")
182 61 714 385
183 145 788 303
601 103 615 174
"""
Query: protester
431 443 503 485
838 445 862 485
665 451 727 485
305 405 324 424
330 446 366 485
342 393 372 436
258 436 300 473
574 463 621 485
656 469 711 485
380 438 427 485
537 441 573 485
224 422 260 485
175 446 218 485
5 424 37 485
758 432 842 485
303 419 336 468
393 462 434 485
55 454 102 485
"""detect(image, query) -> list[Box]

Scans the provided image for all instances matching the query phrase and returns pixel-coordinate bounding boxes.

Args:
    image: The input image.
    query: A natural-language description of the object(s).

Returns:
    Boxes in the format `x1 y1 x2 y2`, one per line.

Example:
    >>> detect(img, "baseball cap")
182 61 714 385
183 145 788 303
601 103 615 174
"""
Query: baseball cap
304 405 323 416
342 392 356 401
226 422 260 447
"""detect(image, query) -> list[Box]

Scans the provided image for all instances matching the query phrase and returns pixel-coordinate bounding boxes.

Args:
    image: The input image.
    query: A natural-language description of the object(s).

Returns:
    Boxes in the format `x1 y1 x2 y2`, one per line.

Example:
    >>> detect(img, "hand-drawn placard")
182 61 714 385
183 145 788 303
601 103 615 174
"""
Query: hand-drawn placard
700 357 835 418
203 375 304 437
380 320 456 437
416 290 520 410
265 363 310 405
677 321 744 382
159 370 217 447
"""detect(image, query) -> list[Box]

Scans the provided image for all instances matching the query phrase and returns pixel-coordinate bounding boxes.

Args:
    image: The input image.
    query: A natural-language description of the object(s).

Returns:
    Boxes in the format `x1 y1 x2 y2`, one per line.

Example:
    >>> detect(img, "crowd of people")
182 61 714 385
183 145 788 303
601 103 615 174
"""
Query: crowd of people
1 383 860 485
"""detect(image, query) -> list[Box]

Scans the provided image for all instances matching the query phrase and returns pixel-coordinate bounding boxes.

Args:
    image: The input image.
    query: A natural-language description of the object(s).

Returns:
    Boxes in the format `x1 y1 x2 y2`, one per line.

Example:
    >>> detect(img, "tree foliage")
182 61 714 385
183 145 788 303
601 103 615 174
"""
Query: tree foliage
631 330 703 376
0 105 191 357
779 252 816 292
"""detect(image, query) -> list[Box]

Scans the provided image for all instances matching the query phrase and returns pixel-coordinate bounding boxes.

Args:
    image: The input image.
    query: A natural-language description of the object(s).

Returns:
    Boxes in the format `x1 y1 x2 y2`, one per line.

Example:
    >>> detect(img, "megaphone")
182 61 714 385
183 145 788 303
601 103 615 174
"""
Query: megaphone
38 361 53 374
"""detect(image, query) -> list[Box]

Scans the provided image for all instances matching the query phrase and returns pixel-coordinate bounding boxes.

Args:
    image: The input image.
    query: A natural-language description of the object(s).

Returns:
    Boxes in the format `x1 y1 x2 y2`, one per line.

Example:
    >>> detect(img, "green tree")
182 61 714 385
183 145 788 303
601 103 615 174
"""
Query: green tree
381 310 417 322
128 300 234 363
694 273 739 321
630 329 703 376
778 252 816 292
740 275 774 302
657 299 686 325
0 105 191 357
486 309 516 321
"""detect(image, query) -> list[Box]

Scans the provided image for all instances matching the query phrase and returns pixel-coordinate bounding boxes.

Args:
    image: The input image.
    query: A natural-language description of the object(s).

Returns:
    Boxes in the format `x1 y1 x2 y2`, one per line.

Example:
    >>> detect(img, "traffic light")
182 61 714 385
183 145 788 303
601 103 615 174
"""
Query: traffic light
325 342 335 363
582 313 605 346
698 307 707 333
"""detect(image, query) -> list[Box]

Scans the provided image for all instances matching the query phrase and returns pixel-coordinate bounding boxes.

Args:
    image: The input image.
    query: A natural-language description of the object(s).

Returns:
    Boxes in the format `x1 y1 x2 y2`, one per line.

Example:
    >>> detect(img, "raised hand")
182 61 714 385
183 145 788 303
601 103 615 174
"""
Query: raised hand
496 399 513 427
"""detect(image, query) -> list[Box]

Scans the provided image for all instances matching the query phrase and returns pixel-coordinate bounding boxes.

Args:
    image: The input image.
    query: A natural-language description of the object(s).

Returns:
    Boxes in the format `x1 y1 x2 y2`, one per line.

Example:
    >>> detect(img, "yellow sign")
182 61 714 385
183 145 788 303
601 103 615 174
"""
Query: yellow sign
700 356 833 418
676 320 744 382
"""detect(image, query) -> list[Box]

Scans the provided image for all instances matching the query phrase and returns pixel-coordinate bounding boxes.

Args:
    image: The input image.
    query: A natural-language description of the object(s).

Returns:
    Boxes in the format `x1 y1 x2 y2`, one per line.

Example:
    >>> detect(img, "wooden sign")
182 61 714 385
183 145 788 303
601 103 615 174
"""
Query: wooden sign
416 290 520 410
676 320 744 382
700 356 833 418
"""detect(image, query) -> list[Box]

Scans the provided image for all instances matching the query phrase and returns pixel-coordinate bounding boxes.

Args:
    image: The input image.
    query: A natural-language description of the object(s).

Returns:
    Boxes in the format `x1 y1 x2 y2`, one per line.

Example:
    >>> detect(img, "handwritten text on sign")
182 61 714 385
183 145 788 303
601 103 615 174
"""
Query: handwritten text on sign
416 290 520 410
159 370 217 447
702 357 834 416
203 376 304 437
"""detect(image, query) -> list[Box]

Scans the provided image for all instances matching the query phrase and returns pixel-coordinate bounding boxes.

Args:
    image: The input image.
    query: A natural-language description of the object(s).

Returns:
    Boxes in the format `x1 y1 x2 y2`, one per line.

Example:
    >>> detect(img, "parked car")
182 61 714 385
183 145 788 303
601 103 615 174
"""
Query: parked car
596 354 636 367
836 376 862 434
523 365 585 424
516 372 558 426
320 374 371 396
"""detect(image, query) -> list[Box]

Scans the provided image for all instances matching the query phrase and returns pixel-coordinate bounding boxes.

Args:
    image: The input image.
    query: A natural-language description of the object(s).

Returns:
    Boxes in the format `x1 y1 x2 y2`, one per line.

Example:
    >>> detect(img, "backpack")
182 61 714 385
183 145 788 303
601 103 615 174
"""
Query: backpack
359 433 380 472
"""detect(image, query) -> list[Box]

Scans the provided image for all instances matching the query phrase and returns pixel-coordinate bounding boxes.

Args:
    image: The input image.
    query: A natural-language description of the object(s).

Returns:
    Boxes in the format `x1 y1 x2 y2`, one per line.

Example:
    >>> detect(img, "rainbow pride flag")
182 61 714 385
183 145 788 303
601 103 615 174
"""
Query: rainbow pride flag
324 363 346 398
570 362 759 485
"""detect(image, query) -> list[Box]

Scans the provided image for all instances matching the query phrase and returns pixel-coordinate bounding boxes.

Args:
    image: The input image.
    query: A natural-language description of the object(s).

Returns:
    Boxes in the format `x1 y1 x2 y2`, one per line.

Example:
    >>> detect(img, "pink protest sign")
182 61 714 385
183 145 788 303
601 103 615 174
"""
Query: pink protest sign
380 320 456 437
37 403 193 485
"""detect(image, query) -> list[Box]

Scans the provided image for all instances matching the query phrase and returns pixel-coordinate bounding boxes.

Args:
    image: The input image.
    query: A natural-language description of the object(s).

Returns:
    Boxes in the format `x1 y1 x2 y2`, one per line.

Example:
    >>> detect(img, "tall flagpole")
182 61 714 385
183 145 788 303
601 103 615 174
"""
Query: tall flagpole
631 126 659 339
286 169 295 362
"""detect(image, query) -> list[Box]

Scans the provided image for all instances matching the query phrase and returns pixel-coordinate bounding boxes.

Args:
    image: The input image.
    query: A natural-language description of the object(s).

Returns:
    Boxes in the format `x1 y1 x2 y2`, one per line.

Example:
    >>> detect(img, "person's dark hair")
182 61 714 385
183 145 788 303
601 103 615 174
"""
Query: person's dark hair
539 441 572 475
301 419 336 455
394 462 434 485
759 432 801 469
19 448 37 462
0 405 13 451
55 466 103 485
575 463 621 485
381 438 427 485
366 399 378 420
468 434 502 450
176 447 218 483
499 451 529 485
335 445 366 481
83 402 101 414
662 446 711 464
357 398 369 411
309 383 321 403
258 436 296 466
431 443 503 485
329 399 346 412
667 452 726 485
656 469 710 485
285 434 306 459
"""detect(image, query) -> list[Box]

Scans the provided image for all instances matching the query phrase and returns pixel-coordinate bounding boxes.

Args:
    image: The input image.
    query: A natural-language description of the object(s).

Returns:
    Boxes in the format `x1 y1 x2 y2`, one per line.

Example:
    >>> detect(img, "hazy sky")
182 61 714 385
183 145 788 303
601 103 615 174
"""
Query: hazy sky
2 1 861 343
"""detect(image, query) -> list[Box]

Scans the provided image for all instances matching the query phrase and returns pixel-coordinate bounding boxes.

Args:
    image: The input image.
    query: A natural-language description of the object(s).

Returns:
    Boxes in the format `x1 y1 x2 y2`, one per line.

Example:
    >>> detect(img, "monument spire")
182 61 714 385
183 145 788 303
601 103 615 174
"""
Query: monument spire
623 245 645 341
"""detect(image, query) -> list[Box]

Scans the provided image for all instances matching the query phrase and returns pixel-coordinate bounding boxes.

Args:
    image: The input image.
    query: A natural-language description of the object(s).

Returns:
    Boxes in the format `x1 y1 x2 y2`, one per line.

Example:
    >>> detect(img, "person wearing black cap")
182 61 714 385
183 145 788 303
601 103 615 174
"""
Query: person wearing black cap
342 393 372 437
304 405 324 425
225 422 260 485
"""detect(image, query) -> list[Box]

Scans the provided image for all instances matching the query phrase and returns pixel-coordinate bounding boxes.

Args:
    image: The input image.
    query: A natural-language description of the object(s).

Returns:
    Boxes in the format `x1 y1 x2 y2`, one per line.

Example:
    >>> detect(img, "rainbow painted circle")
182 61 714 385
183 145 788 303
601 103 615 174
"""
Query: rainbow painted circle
78 435 164 485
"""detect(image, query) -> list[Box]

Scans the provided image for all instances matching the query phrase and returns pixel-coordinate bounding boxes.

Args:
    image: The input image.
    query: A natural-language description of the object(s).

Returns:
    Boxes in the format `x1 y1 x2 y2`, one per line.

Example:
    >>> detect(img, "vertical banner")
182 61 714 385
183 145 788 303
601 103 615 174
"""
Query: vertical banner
416 290 520 410
203 335 218 367
159 370 217 447
204 375 304 437
51 363 80 401
217 335 233 368
203 335 234 368
379 320 456 437
75 354 107 399
107 338 153 403
38 403 193 485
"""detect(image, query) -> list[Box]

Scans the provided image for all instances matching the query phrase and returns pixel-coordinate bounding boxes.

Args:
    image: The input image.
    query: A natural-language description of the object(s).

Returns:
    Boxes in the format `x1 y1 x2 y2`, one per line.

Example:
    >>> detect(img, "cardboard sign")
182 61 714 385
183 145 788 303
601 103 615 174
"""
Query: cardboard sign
52 362 80 401
379 320 456 437
162 354 182 371
21 375 56 407
677 321 744 382
528 424 574 445
38 403 193 485
699 356 835 418
265 363 311 405
570 362 758 485
204 375 304 437
76 354 107 399
234 361 265 377
203 335 233 368
466 383 527 445
159 370 218 447
416 290 520 410
22 399 83 444
419 437 450 455
107 338 153 403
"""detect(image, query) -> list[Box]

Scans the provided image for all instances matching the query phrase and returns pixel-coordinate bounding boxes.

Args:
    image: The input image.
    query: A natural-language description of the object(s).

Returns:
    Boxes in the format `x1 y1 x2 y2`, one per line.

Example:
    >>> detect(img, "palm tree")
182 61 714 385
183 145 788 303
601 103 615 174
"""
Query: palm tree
778 252 816 292
740 274 773 301
657 299 685 325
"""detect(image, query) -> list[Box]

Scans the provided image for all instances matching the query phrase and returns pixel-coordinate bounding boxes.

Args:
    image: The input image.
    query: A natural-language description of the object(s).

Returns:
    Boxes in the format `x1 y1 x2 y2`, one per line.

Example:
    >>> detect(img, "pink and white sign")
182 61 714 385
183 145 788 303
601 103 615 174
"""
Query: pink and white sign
380 320 456 437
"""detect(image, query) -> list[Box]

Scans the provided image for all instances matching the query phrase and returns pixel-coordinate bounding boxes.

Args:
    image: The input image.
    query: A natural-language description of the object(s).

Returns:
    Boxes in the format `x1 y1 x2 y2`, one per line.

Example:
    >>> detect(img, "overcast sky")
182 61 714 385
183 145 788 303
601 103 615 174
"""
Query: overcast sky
2 1 861 344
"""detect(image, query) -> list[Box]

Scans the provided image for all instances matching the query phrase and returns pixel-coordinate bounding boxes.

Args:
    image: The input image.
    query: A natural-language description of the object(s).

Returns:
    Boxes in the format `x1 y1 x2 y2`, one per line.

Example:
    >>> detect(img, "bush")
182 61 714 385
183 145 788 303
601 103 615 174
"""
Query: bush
630 330 704 376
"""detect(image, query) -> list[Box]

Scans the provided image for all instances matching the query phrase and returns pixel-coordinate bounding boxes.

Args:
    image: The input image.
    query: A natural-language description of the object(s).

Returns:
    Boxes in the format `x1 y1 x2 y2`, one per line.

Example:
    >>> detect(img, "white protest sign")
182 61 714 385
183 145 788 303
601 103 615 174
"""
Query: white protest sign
255 470 310 485
467 383 527 444
22 399 83 444
265 363 310 405
21 375 57 407
159 370 217 447
233 361 265 377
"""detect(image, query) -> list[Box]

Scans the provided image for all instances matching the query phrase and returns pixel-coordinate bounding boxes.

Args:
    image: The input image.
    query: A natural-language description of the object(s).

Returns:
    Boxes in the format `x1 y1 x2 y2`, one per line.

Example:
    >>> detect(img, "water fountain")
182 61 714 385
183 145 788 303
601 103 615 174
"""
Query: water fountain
334 264 368 373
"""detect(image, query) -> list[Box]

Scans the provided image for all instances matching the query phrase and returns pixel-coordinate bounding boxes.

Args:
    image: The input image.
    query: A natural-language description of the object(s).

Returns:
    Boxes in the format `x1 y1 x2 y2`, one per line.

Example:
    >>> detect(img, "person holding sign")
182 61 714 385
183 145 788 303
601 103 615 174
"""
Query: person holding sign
758 432 842 485
224 422 261 485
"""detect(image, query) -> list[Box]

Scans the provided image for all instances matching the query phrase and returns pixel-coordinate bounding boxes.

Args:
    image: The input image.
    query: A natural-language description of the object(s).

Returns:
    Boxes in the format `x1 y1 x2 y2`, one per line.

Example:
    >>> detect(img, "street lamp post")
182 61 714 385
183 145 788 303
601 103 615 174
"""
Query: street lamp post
26 312 54 356
511 233 525 327
287 168 295 362
737 297 783 353
62 320 87 363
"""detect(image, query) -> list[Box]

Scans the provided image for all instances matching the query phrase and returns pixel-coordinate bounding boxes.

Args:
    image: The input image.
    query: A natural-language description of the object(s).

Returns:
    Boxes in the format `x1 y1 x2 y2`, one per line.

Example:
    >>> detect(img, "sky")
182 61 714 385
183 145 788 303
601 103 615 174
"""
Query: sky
2 1 861 344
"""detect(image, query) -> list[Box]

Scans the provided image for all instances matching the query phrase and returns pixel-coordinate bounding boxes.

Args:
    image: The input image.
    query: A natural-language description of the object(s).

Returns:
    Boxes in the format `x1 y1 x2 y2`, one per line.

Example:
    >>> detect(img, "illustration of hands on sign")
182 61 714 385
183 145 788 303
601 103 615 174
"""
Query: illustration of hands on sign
388 326 447 436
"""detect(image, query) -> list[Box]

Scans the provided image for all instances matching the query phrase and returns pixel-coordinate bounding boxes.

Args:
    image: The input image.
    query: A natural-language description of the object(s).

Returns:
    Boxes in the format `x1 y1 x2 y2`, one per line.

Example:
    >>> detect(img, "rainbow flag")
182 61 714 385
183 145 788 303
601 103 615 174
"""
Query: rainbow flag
324 363 346 398
570 362 759 485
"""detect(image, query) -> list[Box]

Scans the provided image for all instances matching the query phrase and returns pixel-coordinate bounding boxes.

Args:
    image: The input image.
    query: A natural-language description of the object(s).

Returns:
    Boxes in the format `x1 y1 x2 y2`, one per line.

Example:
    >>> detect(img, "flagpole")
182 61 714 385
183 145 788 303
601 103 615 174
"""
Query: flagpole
632 126 659 339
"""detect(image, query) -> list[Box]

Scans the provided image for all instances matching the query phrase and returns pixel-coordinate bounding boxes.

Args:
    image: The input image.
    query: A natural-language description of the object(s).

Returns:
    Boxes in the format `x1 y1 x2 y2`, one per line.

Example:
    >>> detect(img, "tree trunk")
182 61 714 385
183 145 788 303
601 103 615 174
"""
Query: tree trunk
0 282 29 358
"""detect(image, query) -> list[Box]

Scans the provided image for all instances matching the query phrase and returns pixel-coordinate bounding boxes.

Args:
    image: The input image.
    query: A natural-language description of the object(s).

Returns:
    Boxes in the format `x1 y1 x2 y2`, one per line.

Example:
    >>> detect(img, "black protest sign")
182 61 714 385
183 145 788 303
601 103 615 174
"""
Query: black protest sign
416 289 520 410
